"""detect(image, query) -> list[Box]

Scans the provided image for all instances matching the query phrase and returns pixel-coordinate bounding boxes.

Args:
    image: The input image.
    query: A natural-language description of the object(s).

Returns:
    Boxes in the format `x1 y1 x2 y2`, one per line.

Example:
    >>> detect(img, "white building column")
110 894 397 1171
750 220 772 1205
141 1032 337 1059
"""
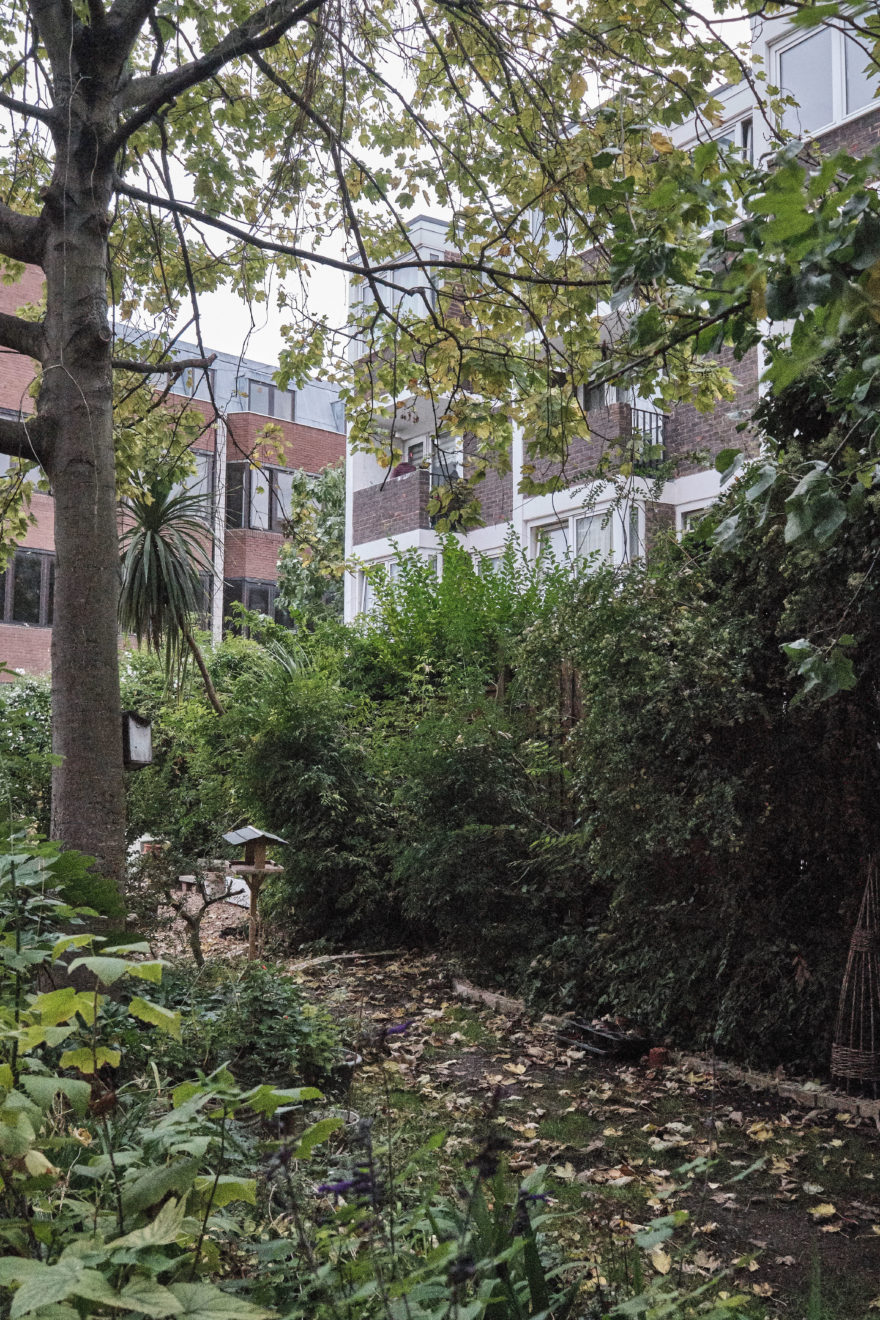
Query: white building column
211 416 227 647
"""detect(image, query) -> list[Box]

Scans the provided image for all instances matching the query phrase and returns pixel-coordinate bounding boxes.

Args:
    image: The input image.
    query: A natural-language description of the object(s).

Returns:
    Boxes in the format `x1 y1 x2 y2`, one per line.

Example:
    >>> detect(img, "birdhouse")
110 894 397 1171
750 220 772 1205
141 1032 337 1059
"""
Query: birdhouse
221 826 288 959
122 711 153 770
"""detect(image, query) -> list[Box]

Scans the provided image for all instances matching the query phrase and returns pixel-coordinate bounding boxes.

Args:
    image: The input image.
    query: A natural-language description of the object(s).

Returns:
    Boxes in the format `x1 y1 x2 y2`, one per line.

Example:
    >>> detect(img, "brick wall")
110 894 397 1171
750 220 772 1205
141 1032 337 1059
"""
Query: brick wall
223 528 285 580
226 414 344 471
0 265 44 416
352 470 432 546
462 437 512 527
644 501 676 555
0 624 51 677
816 105 880 159
664 345 760 477
531 403 631 487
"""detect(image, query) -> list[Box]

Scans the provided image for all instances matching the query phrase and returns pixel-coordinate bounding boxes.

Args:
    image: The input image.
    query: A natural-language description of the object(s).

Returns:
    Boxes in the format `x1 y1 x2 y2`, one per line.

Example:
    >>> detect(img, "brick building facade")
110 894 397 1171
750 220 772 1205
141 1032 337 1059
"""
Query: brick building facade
0 269 345 676
344 15 879 619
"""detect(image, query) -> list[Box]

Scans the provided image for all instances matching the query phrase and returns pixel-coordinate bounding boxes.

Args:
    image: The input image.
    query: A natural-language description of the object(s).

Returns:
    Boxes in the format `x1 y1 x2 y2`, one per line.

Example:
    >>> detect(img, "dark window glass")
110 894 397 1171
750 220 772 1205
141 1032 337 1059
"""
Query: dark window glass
46 559 54 624
223 579 244 634
274 598 293 629
12 550 42 624
246 583 271 616
225 463 247 528
0 569 6 619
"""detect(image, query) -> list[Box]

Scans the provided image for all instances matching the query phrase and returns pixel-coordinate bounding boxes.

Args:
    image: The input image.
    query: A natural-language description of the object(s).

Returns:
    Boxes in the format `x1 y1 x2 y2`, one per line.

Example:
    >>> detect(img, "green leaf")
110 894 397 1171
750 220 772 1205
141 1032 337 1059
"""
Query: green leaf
289 1116 343 1159
58 1046 121 1074
714 448 742 482
67 956 133 986
193 1174 257 1208
9 1260 83 1318
20 1074 91 1116
122 1157 202 1215
118 1278 185 1317
128 996 182 1039
108 1196 188 1251
167 1282 274 1319
129 961 166 984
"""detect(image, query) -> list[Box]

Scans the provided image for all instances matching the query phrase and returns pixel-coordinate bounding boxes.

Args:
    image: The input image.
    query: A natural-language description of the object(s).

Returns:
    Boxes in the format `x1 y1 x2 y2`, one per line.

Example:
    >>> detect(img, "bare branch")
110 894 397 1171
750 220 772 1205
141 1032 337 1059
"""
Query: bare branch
0 413 50 466
111 351 217 375
0 86 56 126
0 312 44 360
113 177 606 292
0 204 45 266
112 0 326 153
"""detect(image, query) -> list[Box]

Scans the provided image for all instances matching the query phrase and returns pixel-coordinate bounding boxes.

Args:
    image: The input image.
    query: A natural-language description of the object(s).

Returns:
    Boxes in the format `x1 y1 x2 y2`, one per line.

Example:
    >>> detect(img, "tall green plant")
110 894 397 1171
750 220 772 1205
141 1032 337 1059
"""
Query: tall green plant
119 482 225 715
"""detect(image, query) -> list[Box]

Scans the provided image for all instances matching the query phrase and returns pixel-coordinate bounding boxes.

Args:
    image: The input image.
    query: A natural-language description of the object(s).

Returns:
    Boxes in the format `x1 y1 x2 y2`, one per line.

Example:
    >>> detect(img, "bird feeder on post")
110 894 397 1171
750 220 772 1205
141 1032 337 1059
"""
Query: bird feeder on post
222 826 287 960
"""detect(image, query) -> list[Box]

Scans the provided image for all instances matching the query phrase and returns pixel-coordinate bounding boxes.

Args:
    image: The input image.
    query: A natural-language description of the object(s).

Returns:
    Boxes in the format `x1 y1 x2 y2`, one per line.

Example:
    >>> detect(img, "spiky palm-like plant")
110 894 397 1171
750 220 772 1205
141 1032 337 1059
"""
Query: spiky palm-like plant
118 483 225 715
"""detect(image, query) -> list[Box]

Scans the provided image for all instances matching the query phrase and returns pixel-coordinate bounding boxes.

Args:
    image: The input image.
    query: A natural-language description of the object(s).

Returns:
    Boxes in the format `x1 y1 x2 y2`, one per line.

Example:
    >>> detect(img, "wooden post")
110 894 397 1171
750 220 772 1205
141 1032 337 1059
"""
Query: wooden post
247 839 267 961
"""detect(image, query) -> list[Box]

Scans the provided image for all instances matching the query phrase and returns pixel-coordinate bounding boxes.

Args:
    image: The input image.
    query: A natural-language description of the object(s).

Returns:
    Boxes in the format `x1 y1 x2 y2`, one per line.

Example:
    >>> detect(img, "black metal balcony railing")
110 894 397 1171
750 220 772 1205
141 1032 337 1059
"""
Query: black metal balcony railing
631 408 667 472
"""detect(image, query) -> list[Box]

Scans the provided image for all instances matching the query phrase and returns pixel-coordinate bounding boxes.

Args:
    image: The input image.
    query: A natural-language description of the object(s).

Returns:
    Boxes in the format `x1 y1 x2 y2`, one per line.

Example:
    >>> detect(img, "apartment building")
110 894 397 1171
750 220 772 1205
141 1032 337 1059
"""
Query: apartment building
0 267 345 676
343 13 880 619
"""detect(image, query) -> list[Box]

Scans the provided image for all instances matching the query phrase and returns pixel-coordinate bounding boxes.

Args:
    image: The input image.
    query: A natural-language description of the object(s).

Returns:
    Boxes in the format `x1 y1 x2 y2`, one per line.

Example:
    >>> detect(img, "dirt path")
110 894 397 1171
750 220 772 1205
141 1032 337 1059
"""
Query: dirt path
289 951 880 1319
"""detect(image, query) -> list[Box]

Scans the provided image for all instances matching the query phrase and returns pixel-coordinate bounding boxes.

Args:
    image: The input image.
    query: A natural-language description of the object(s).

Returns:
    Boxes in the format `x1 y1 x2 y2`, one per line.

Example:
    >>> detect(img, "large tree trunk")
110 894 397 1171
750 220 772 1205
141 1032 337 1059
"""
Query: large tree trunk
41 80 126 886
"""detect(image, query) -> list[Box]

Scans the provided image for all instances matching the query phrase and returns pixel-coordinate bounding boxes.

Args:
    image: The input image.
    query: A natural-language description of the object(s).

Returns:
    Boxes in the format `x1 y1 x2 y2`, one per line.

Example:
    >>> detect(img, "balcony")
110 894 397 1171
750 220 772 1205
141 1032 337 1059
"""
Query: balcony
352 469 433 547
631 407 667 473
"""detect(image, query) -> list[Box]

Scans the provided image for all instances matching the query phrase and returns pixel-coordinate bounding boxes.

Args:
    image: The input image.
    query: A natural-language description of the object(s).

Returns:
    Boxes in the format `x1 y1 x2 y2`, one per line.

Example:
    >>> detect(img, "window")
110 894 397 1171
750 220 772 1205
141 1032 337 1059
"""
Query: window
226 463 298 531
776 28 878 135
245 378 296 421
575 512 614 561
175 367 215 401
532 506 637 570
225 462 247 528
222 578 288 632
715 116 753 162
0 550 55 627
171 449 214 520
679 505 710 534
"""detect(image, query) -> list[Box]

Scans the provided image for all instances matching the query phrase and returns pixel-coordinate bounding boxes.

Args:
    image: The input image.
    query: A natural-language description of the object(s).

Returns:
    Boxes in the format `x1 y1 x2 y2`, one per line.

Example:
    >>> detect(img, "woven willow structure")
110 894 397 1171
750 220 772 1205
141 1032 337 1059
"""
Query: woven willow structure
831 860 880 1096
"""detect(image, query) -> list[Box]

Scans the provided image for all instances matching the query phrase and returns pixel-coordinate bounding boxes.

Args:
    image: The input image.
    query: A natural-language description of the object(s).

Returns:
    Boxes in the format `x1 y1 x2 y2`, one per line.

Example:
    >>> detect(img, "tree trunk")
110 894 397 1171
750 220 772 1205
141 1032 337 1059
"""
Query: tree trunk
42 82 126 887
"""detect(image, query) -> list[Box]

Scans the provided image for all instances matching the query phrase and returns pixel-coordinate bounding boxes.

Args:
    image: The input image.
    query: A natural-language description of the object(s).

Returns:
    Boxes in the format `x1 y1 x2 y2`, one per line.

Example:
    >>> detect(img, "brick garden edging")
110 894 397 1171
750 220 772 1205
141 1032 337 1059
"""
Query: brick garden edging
451 977 880 1126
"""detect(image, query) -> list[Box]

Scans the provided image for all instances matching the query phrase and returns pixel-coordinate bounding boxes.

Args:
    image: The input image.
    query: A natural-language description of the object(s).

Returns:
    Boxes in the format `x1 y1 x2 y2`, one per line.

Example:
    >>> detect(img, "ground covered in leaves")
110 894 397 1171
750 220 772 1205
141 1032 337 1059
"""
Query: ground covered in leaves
290 950 880 1320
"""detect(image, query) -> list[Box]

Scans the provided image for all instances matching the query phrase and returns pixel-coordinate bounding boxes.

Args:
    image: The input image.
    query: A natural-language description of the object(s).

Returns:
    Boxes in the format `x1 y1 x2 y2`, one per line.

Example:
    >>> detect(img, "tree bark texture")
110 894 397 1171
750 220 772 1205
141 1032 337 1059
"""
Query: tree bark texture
41 55 126 885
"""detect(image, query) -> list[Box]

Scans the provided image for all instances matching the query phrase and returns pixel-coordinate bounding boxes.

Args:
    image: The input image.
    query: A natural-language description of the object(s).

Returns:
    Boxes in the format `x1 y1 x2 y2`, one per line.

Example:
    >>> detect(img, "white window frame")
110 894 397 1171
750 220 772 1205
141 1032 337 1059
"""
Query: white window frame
677 503 713 535
530 504 641 568
772 25 879 138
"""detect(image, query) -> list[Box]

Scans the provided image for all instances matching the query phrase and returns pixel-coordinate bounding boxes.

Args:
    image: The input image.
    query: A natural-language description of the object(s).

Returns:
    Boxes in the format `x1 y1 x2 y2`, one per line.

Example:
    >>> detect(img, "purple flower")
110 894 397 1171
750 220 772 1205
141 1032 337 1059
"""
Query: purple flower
316 1178 359 1195
382 1021 414 1037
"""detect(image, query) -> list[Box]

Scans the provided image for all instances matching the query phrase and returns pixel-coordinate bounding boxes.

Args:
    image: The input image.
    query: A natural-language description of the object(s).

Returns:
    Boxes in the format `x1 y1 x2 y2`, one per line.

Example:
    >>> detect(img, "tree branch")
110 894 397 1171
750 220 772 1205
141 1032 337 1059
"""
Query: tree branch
0 312 44 361
0 86 56 126
111 351 216 375
0 204 45 266
28 0 76 79
111 0 326 154
0 414 50 467
113 177 606 292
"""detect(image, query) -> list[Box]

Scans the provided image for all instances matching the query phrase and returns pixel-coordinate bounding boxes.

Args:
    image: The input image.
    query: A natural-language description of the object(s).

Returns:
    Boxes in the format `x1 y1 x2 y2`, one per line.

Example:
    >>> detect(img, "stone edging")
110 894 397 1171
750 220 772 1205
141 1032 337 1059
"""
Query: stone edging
673 1052 880 1126
451 977 880 1127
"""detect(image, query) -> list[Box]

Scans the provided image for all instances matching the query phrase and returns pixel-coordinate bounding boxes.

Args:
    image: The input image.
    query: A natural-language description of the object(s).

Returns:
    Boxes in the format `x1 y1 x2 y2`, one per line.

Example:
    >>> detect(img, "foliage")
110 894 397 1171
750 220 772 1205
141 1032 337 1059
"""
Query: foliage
118 481 224 713
0 678 52 835
152 960 343 1087
276 462 346 625
0 833 326 1320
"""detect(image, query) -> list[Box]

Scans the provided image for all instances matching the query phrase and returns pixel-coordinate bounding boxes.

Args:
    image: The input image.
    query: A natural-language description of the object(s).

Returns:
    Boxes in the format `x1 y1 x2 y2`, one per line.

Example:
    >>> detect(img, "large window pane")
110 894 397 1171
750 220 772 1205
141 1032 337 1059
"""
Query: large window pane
46 559 54 624
273 388 294 422
249 468 271 530
223 579 244 632
246 582 271 615
248 379 272 415
12 550 42 624
845 34 879 115
779 31 834 134
225 463 247 528
272 469 294 529
536 523 569 561
575 513 613 561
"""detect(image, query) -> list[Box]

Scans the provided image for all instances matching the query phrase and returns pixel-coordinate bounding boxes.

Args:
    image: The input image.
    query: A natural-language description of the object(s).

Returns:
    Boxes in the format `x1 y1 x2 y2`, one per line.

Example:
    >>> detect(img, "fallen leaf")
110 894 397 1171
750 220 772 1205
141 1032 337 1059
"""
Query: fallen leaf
752 1283 774 1297
808 1203 837 1221
650 1246 672 1275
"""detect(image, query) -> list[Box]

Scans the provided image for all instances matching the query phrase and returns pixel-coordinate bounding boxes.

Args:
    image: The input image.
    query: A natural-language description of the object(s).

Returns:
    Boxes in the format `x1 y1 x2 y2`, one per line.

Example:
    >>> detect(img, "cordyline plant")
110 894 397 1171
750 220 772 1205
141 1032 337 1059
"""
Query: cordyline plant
118 482 225 714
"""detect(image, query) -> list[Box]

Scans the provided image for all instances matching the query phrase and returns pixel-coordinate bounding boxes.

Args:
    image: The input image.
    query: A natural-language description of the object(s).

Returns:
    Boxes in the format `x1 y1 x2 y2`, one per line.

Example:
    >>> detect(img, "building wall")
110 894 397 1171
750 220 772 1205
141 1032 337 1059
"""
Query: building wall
0 265 345 675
